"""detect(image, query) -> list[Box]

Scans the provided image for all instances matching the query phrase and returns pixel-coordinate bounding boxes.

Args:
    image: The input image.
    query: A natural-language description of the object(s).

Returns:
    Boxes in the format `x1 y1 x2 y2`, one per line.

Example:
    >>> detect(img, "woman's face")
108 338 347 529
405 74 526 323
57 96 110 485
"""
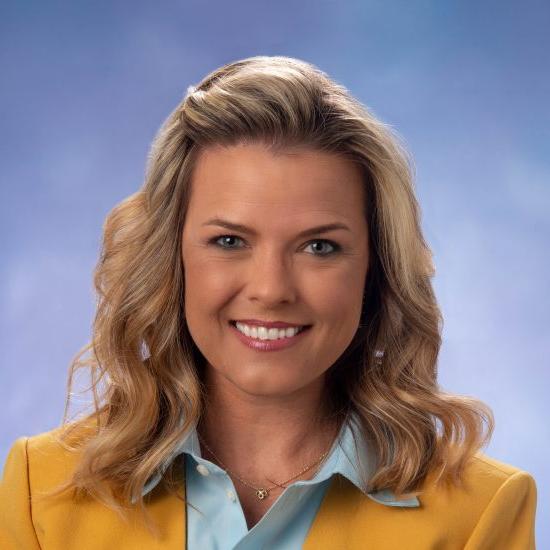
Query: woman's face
181 141 369 399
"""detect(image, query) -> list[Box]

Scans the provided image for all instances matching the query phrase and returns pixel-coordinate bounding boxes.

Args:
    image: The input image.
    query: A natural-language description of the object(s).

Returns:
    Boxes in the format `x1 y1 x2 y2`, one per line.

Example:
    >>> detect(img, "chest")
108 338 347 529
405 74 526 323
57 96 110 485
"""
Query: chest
236 485 285 529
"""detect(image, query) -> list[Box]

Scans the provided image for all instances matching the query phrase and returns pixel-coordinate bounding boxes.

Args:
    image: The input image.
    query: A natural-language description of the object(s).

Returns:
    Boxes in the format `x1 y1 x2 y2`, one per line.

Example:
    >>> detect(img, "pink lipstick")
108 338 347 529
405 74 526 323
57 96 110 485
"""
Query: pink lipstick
229 321 312 351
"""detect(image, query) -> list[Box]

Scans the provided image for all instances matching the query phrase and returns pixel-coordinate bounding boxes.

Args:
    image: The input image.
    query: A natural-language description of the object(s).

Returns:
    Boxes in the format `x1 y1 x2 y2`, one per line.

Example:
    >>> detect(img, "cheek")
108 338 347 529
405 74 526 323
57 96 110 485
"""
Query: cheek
309 267 365 322
182 260 230 367
182 245 233 314
185 264 228 304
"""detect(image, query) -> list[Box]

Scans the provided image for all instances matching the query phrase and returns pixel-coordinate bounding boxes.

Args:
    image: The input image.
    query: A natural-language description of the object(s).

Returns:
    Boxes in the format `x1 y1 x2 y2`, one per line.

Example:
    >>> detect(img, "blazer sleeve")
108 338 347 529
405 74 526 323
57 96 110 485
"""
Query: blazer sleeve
0 437 41 550
464 470 537 550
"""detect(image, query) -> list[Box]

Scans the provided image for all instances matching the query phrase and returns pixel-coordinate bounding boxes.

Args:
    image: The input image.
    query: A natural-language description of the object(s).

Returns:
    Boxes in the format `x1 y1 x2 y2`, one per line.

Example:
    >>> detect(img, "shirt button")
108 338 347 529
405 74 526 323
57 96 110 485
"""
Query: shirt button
196 464 210 476
226 489 236 502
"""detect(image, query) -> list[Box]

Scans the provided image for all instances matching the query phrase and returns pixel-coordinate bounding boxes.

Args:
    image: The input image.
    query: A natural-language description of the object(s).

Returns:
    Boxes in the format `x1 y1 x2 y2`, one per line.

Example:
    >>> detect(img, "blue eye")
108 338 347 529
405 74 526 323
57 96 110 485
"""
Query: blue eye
208 235 341 257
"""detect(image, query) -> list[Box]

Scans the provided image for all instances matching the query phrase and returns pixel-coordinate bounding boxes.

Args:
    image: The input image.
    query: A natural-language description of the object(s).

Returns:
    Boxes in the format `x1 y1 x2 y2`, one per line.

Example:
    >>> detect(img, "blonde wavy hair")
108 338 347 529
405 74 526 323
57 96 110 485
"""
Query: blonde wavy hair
46 55 493 526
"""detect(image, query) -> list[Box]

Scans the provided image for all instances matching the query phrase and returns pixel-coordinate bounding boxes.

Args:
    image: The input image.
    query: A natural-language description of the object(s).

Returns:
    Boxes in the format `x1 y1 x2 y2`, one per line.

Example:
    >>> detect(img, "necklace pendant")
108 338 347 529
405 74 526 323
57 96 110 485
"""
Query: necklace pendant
256 488 268 500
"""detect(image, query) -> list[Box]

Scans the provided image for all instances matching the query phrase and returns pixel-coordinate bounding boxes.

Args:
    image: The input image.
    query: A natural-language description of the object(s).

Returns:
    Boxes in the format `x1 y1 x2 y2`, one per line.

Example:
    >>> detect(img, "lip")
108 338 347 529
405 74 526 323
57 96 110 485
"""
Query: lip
229 321 312 351
231 319 309 329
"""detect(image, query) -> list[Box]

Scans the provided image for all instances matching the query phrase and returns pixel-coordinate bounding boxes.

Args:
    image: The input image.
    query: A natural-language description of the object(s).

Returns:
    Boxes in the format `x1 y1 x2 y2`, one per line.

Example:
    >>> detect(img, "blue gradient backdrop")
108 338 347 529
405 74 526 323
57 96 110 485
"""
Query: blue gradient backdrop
1 0 548 545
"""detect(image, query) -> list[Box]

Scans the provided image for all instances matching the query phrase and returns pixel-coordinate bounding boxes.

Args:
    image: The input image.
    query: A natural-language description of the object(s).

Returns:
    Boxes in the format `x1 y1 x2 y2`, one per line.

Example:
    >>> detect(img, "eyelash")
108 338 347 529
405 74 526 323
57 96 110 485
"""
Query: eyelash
208 235 342 257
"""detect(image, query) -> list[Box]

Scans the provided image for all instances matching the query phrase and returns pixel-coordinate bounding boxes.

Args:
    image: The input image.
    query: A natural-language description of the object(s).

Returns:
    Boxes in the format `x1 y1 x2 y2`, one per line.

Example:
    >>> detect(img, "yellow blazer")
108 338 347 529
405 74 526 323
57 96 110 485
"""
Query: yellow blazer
0 426 537 549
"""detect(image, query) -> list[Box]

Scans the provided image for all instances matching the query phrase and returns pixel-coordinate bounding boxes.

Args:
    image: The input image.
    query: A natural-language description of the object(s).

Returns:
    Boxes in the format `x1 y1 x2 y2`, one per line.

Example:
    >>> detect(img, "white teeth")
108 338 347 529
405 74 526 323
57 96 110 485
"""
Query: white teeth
235 322 304 340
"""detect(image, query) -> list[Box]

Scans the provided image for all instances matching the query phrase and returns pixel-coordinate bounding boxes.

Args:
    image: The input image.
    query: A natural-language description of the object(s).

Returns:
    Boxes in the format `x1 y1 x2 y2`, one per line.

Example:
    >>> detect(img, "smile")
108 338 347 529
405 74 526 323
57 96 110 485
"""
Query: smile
233 322 307 340
229 321 312 351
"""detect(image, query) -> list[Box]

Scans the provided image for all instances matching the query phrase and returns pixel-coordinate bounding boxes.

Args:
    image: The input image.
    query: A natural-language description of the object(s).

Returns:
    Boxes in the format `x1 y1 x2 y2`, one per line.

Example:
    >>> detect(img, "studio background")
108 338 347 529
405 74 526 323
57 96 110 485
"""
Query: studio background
1 0 548 545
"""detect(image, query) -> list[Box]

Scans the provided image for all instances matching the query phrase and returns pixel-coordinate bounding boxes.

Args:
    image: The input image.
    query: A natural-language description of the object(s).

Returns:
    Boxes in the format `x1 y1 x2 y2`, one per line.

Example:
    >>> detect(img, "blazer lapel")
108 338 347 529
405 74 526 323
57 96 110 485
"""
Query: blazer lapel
303 474 364 549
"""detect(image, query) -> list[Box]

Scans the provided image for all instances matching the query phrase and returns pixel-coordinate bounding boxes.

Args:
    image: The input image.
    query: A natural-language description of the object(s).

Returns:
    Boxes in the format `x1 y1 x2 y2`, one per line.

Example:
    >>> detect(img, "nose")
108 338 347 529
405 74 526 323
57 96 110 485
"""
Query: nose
245 247 298 306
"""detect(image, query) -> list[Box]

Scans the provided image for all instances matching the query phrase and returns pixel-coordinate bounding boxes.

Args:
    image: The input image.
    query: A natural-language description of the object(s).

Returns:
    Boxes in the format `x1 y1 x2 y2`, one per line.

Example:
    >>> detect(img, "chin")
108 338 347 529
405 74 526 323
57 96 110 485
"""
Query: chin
226 368 318 398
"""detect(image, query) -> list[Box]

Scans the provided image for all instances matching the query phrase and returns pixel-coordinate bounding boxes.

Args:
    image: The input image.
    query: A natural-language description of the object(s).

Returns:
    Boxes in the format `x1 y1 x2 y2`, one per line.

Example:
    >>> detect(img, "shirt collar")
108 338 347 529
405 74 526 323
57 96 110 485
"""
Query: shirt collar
140 411 420 508
332 412 420 507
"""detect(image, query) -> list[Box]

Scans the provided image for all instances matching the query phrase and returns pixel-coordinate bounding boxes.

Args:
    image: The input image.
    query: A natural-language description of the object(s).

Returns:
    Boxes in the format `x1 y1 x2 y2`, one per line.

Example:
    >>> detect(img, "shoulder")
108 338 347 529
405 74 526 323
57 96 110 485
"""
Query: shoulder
408 452 537 548
308 451 537 549
2 420 95 490
418 451 537 518
469 451 532 478
0 423 94 550
456 451 536 495
1 423 187 549
461 451 538 520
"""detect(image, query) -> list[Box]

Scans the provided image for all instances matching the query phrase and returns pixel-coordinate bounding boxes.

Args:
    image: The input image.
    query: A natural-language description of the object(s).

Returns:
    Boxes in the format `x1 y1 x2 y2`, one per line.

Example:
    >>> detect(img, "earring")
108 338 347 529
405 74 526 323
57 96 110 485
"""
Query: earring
140 340 151 361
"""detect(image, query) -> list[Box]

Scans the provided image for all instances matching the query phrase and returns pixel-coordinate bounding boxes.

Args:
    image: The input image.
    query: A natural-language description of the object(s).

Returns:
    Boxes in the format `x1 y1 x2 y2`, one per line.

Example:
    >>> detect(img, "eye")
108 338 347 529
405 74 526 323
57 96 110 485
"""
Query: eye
209 235 246 249
208 235 341 257
303 239 341 256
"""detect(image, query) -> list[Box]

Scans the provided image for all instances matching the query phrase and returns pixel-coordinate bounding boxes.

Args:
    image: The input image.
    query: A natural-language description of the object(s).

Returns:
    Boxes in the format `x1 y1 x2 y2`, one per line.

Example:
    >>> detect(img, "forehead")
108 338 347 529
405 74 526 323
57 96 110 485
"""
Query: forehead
186 142 366 224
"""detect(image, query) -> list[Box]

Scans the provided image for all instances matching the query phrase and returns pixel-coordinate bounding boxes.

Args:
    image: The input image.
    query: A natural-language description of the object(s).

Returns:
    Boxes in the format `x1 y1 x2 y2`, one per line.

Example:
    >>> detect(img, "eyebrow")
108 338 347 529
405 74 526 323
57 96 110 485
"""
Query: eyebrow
202 217 351 238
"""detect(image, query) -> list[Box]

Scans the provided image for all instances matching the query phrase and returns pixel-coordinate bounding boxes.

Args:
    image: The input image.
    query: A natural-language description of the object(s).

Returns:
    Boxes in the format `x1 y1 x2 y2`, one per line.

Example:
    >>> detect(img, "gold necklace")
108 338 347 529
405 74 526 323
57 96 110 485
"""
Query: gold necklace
197 431 335 500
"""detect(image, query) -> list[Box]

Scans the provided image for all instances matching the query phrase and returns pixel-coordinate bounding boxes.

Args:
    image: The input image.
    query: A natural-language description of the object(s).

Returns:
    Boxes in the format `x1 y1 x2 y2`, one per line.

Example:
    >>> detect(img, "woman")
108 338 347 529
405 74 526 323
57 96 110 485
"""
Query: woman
0 56 537 549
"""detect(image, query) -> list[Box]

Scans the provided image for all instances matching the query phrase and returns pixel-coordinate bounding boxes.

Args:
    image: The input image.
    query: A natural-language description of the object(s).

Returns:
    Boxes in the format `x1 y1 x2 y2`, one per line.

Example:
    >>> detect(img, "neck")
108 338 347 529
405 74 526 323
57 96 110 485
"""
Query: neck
197 366 342 484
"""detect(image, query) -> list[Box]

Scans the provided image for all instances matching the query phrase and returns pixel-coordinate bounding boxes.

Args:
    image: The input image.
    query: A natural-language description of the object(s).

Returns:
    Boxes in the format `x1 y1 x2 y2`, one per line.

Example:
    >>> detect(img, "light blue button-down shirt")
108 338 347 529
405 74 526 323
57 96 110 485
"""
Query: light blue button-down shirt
141 412 420 549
